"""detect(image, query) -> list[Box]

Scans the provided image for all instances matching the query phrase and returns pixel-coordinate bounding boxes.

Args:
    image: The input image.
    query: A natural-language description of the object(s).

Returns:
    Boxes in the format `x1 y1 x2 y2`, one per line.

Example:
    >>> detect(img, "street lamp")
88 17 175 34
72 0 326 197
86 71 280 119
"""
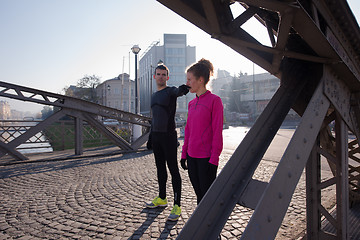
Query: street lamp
131 45 141 114
131 45 141 142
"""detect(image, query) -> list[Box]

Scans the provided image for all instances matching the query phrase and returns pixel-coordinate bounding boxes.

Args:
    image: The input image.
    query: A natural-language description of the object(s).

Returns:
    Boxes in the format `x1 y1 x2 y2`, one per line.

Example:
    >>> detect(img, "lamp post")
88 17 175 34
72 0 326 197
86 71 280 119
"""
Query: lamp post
149 64 153 116
131 45 141 141
131 44 141 114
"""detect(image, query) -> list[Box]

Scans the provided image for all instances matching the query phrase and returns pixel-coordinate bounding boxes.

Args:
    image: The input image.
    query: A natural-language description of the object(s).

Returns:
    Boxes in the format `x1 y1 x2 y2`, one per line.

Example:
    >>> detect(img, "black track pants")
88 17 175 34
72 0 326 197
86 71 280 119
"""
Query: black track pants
152 132 181 206
187 155 218 204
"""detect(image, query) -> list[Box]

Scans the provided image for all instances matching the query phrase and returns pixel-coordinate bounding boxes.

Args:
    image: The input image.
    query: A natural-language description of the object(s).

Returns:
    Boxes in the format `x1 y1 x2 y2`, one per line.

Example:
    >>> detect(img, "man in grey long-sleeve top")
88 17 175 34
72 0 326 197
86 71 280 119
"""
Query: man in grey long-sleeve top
145 64 189 222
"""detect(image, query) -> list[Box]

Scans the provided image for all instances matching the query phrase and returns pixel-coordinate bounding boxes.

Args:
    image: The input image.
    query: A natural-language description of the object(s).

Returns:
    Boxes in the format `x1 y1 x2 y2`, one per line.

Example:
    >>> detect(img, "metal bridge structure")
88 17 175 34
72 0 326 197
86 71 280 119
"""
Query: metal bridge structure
156 0 360 239
0 81 151 161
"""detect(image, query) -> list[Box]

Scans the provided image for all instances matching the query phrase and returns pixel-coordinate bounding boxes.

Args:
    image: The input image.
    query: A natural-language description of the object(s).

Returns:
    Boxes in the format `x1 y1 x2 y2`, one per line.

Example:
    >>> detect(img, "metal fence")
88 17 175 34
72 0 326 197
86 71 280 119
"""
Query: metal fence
0 119 130 153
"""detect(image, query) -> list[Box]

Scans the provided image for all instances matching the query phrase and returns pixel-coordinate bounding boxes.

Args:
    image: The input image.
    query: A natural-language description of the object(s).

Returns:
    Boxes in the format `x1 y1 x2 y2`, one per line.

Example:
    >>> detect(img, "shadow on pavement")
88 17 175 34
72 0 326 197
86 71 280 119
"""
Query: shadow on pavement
158 220 178 240
128 207 165 240
0 151 151 179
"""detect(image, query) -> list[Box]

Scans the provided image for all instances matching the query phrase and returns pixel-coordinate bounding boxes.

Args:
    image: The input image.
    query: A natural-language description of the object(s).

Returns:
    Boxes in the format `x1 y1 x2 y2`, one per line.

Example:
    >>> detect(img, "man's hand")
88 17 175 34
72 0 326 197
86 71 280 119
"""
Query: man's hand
180 158 188 170
146 132 152 150
178 84 190 95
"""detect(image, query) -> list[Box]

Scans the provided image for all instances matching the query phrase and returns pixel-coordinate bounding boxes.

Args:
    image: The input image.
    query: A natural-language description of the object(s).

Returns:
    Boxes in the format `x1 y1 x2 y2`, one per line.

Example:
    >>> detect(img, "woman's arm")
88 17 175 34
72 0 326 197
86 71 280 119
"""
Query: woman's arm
209 96 224 165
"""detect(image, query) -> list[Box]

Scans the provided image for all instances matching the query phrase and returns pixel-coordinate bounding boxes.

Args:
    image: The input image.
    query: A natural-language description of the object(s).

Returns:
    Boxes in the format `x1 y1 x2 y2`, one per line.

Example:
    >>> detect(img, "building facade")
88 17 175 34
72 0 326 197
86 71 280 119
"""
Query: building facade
96 73 135 113
138 34 196 117
211 71 283 122
0 101 11 120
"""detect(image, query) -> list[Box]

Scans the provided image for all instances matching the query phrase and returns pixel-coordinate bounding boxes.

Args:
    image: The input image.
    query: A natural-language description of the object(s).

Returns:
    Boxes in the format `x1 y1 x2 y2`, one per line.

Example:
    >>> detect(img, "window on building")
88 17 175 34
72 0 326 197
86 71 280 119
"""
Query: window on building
166 48 185 55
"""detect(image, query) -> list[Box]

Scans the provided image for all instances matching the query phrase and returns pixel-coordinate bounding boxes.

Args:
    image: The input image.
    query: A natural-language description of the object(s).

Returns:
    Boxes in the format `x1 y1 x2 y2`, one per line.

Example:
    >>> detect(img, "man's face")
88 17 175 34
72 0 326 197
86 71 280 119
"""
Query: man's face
154 69 169 88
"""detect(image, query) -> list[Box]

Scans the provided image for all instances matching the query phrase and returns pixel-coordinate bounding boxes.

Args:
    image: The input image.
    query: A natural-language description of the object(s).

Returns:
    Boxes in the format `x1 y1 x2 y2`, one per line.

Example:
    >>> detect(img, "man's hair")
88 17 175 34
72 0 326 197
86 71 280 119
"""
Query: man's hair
154 64 169 76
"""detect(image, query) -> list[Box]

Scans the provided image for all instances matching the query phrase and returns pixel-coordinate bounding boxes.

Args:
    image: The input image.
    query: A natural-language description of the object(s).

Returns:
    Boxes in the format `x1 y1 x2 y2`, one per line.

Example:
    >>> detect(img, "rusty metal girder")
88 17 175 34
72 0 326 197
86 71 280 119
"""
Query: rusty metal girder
241 79 330 240
0 81 151 127
157 0 360 91
157 0 360 239
177 60 312 239
0 81 151 161
0 108 68 160
307 112 350 239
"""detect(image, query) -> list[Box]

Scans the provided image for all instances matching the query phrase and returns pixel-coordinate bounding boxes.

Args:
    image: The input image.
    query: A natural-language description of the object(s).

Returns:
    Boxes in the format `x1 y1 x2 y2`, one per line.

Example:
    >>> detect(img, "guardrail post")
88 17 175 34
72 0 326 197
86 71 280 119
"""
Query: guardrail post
75 117 83 155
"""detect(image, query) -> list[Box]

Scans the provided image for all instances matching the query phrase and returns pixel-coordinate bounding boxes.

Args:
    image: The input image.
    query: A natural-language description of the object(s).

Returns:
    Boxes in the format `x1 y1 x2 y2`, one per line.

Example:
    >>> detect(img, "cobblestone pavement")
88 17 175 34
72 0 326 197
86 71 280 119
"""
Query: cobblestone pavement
0 131 336 239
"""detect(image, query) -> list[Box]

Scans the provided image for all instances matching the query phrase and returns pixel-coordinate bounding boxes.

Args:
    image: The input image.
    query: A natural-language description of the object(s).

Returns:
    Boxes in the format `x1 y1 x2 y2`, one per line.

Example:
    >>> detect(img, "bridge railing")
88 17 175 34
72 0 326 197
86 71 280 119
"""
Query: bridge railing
0 81 151 162
0 119 133 153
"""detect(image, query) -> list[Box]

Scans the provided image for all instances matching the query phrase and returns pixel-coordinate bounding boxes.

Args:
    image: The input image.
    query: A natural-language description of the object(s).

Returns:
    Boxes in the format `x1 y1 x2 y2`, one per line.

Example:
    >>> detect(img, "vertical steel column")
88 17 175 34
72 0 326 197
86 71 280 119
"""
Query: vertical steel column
241 80 330 240
306 137 321 239
335 112 349 239
177 74 307 239
75 117 83 155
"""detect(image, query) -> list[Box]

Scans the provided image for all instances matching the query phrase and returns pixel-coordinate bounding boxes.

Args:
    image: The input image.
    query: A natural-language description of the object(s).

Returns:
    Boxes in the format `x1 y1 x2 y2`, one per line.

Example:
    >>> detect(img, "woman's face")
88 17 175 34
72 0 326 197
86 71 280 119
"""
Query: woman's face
186 71 202 94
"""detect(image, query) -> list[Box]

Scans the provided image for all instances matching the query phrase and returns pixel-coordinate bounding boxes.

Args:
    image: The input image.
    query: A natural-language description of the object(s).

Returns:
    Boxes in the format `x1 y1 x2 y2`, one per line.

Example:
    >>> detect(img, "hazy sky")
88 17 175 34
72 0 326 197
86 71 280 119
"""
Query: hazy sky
1 0 359 113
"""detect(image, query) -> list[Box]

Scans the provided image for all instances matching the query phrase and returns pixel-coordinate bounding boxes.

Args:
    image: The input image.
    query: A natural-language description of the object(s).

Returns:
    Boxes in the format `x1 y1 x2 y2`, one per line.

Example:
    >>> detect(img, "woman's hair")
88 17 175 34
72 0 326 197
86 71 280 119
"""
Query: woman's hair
186 58 214 85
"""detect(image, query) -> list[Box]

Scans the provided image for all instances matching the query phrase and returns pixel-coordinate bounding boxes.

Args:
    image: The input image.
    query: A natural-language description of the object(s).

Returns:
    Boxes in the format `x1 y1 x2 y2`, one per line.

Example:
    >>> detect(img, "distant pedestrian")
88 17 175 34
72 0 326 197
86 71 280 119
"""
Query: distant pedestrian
180 58 224 204
145 64 190 221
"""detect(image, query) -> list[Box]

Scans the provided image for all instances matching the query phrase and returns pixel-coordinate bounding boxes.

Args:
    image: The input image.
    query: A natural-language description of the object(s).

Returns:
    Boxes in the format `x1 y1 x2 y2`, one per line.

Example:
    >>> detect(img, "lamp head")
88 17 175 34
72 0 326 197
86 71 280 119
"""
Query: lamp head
131 45 141 54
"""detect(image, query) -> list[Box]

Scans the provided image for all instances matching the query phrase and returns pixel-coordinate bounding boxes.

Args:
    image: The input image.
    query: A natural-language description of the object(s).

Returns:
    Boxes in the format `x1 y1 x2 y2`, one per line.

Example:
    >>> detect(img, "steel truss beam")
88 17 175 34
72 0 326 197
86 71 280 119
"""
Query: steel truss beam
0 109 68 160
177 62 320 239
177 68 355 239
0 81 151 161
157 0 360 239
157 0 360 90
241 78 330 239
306 112 350 239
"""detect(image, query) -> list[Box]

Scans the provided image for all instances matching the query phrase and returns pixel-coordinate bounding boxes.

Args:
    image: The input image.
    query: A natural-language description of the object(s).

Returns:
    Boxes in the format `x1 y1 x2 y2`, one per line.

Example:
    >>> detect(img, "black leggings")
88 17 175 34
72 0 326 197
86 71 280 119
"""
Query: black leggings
187 155 218 204
152 132 181 206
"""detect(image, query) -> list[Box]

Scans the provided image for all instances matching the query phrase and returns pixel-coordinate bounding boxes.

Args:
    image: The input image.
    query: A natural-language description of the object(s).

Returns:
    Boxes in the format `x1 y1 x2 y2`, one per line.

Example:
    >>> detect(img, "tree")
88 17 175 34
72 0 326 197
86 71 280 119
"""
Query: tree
41 106 54 119
228 76 241 112
228 75 250 114
76 75 101 103
63 74 101 103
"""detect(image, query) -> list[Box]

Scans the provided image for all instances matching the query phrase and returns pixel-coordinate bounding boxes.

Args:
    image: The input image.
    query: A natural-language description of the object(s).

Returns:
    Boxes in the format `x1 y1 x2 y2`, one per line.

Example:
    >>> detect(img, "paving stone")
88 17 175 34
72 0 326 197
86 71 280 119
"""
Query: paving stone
0 135 337 239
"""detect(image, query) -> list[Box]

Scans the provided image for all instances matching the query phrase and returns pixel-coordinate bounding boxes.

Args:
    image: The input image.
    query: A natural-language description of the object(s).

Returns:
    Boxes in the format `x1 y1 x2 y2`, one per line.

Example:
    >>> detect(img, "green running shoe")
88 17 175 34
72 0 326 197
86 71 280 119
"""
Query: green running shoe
167 204 181 221
145 196 168 208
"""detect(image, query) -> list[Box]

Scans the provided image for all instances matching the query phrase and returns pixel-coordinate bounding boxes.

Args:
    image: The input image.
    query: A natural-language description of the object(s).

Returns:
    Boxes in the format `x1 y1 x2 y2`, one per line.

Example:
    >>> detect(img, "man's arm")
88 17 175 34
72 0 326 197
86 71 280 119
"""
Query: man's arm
169 85 190 97
177 84 190 96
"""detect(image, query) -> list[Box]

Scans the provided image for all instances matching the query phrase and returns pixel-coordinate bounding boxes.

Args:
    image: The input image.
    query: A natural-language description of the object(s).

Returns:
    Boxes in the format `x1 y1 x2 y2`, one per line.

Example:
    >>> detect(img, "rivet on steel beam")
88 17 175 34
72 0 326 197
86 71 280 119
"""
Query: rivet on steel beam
288 172 292 178
303 138 307 143
267 215 272 222
207 221 212 226
278 193 283 199
296 154 300 160
310 124 313 129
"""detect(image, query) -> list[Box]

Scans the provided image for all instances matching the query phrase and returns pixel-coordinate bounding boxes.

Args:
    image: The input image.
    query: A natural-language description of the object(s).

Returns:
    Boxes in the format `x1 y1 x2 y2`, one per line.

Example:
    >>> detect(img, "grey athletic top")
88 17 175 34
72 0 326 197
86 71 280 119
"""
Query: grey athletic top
151 85 188 133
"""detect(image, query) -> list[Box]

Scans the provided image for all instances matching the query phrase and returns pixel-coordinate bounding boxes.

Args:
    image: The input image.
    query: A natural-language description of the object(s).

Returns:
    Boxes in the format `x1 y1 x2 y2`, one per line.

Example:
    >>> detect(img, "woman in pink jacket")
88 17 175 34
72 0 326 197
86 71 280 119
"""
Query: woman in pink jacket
181 58 223 204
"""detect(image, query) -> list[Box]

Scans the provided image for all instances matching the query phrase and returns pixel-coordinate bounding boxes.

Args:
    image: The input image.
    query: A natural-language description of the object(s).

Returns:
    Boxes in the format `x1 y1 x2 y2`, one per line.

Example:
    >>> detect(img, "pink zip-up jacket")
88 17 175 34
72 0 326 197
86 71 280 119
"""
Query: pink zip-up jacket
181 90 223 166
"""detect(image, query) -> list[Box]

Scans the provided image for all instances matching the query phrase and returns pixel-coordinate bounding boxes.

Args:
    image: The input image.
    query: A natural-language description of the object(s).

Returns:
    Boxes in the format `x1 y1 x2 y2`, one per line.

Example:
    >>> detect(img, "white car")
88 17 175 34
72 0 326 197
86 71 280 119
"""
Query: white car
103 119 119 125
